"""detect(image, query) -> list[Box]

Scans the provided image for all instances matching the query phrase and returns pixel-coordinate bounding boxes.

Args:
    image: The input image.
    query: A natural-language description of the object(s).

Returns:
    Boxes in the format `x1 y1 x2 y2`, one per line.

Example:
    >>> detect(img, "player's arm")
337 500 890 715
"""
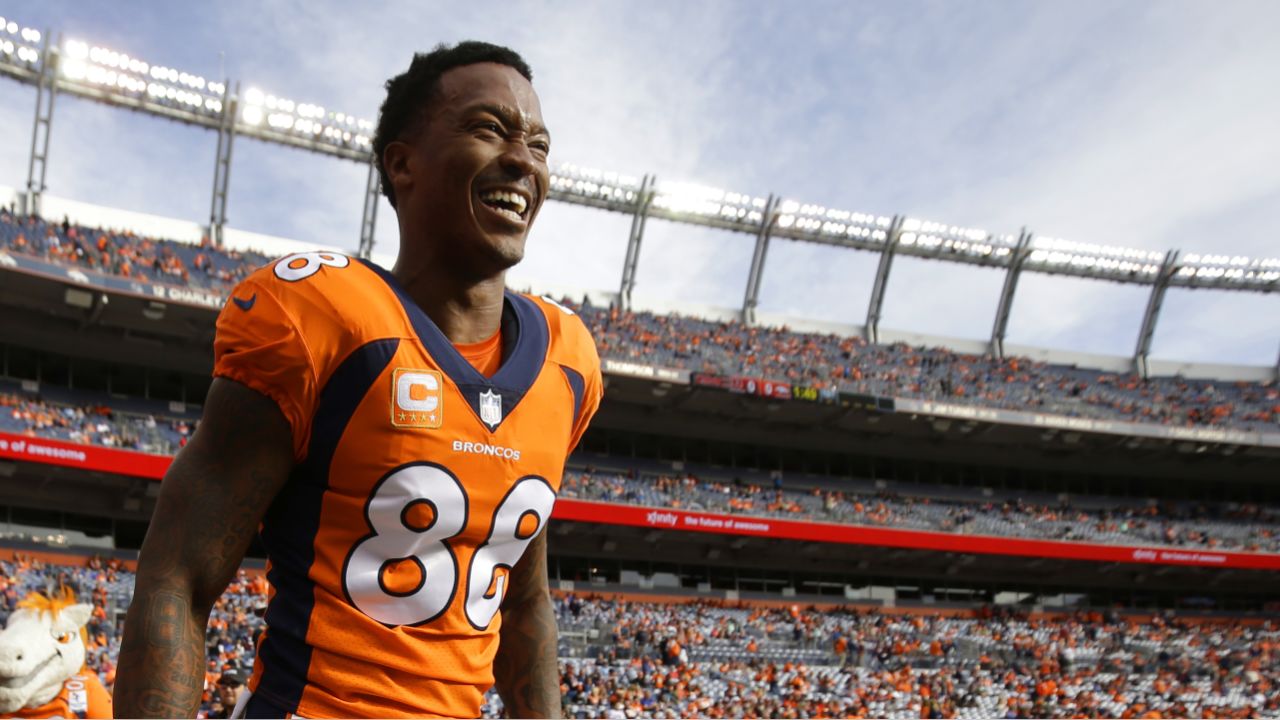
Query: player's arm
494 528 561 719
113 378 294 718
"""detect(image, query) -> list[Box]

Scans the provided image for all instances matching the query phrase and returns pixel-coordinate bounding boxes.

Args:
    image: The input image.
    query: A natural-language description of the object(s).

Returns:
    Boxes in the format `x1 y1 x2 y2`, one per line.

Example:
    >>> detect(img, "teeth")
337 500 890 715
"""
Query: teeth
493 206 522 222
479 190 528 217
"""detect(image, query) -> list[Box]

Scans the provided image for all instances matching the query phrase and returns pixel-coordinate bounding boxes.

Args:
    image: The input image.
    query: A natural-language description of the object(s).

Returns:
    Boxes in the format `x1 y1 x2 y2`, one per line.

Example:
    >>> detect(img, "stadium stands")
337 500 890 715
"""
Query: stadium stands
542 594 1280 719
575 302 1279 434
0 210 270 293
0 387 195 456
4 210 1279 718
3 383 1278 555
560 469 1280 555
2 210 1276 436
2 554 1276 719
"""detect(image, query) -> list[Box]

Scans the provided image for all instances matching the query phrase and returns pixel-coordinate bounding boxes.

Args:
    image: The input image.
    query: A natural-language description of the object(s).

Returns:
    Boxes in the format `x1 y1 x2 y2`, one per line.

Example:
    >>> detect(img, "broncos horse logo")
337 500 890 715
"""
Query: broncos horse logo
0 588 111 719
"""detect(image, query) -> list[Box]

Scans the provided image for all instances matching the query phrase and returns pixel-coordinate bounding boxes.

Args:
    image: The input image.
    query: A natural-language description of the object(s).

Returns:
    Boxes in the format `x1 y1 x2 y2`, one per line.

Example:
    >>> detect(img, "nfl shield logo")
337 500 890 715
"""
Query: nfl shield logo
479 389 502 428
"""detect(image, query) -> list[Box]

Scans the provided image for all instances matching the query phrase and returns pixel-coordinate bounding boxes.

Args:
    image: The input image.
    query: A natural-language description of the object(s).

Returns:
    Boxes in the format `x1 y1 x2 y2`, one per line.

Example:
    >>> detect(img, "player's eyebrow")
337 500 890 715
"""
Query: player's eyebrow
467 102 550 141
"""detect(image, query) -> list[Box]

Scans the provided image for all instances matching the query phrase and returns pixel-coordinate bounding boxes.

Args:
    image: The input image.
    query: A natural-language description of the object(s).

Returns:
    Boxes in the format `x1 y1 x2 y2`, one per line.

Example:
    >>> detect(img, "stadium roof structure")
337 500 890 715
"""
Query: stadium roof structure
1 19 1277 377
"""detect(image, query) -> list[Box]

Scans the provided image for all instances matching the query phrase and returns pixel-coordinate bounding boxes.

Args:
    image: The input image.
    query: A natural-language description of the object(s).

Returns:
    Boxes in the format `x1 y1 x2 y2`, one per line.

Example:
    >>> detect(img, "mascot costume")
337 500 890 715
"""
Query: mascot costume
0 588 112 719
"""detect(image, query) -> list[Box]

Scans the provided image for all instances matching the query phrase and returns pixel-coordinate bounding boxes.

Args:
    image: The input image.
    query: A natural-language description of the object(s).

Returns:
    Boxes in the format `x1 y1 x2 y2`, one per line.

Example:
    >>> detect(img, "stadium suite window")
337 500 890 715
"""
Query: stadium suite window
1 344 42 382
555 556 620 585
709 567 737 591
109 364 148 397
40 353 70 387
9 505 61 529
63 511 113 536
70 356 110 393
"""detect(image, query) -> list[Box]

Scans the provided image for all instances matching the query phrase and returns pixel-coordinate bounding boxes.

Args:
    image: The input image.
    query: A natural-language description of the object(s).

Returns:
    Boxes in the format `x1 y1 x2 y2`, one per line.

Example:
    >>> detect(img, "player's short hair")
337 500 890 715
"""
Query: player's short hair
373 42 534 210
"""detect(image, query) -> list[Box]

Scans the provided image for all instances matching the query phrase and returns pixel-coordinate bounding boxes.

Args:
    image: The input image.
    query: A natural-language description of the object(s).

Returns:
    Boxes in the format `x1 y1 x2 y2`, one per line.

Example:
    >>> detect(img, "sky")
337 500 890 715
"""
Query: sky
0 0 1277 367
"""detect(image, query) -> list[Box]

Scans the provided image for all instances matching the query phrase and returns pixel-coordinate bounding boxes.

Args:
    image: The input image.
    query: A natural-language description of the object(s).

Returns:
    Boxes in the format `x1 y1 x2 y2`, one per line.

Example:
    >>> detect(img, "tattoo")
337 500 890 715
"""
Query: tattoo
494 531 561 718
114 379 294 718
137 689 197 719
115 587 206 717
143 590 186 648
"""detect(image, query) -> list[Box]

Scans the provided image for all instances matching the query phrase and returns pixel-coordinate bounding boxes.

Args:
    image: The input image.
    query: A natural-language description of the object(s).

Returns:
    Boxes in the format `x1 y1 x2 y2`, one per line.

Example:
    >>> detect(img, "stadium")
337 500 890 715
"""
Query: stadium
1 9 1279 720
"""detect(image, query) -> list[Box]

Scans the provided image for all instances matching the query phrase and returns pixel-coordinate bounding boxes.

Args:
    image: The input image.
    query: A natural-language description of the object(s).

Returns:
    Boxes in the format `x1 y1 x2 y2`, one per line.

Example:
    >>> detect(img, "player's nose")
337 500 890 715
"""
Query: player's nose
497 140 538 178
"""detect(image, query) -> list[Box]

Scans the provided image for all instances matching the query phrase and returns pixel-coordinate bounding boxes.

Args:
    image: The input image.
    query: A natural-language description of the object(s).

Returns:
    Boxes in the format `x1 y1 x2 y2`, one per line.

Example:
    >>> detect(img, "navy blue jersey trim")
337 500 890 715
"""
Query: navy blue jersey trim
359 260 549 432
255 337 400 714
560 365 585 427
242 691 291 719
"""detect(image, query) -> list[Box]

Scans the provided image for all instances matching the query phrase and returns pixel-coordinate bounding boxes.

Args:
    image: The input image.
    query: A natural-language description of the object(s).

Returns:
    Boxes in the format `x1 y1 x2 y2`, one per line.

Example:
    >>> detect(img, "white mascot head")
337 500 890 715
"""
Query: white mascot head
0 587 93 713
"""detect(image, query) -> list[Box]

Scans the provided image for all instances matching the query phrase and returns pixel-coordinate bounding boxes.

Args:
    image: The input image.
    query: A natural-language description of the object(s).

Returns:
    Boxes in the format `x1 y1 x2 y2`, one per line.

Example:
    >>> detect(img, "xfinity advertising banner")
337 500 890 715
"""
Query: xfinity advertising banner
5 430 1275 571
552 499 1280 572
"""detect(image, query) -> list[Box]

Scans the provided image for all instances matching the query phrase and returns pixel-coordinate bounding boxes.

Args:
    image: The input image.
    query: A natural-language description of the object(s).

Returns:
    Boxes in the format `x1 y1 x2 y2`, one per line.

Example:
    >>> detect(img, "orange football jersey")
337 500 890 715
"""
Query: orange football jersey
212 251 603 718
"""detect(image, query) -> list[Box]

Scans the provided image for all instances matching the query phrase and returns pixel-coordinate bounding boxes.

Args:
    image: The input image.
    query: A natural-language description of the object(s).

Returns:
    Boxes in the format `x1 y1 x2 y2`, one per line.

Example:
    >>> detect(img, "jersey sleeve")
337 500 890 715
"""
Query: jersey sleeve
529 295 606 455
568 340 603 454
213 275 319 460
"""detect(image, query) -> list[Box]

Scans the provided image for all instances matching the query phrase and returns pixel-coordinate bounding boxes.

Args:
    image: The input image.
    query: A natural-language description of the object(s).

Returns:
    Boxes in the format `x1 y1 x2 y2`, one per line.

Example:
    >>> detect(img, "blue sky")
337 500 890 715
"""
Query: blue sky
0 0 1277 366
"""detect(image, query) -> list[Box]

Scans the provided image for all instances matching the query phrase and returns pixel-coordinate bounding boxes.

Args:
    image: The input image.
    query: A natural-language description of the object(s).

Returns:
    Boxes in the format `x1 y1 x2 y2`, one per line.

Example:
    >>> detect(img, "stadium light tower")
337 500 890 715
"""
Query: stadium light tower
741 195 781 325
1134 250 1180 378
358 156 380 259
209 81 237 247
14 26 54 217
864 216 904 344
3 27 381 249
990 229 1032 359
618 174 654 312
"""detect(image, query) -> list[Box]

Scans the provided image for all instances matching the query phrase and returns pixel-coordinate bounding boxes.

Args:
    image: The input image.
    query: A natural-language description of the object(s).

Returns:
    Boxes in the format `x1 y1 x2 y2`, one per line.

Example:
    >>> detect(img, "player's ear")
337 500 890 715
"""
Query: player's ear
383 140 414 206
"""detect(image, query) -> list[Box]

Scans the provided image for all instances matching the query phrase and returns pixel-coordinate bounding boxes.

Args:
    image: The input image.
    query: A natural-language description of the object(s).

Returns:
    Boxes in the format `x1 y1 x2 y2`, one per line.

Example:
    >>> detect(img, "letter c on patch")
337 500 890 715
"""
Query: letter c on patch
396 372 440 412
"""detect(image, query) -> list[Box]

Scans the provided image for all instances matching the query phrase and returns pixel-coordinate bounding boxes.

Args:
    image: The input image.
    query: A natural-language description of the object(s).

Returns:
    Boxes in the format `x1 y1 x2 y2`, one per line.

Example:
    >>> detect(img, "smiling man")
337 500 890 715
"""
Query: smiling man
114 43 602 719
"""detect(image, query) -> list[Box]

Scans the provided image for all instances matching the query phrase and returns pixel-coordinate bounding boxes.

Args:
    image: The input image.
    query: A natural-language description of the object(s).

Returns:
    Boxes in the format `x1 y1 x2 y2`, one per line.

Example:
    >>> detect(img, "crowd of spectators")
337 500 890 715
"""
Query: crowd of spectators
536 594 1279 719
2 210 1275 435
0 209 270 293
2 555 1277 718
0 391 193 455
3 386 1278 555
561 470 1280 555
573 303 1280 434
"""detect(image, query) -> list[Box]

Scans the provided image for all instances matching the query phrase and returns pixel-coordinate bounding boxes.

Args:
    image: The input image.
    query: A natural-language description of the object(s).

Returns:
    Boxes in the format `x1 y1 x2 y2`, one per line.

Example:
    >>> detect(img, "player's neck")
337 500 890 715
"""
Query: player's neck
391 260 506 345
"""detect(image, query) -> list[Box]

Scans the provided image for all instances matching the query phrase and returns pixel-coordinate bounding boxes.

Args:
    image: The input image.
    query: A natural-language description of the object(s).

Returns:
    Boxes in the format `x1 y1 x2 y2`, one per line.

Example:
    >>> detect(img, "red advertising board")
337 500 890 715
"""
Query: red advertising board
4 431 1277 571
0 431 171 480
550 499 1280 572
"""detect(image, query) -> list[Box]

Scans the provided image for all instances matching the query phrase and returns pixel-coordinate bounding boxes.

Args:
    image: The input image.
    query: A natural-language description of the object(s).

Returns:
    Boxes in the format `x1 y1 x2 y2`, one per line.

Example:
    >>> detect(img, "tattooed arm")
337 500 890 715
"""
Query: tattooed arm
114 378 294 718
494 528 561 719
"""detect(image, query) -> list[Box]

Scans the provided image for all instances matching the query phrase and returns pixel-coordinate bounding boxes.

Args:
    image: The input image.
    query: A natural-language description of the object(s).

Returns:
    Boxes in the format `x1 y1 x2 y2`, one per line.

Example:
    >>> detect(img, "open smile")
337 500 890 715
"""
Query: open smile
476 187 532 226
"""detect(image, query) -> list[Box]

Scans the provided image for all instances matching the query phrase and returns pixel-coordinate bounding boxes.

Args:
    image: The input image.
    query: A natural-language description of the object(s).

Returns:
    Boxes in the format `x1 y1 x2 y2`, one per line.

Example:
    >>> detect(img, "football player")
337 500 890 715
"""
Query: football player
115 42 601 719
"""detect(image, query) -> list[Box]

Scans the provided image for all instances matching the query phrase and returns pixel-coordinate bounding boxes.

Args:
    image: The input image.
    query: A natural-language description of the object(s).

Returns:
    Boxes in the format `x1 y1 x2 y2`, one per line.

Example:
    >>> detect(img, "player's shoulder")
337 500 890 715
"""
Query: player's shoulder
523 293 600 370
237 250 375 301
229 251 403 326
217 252 413 379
